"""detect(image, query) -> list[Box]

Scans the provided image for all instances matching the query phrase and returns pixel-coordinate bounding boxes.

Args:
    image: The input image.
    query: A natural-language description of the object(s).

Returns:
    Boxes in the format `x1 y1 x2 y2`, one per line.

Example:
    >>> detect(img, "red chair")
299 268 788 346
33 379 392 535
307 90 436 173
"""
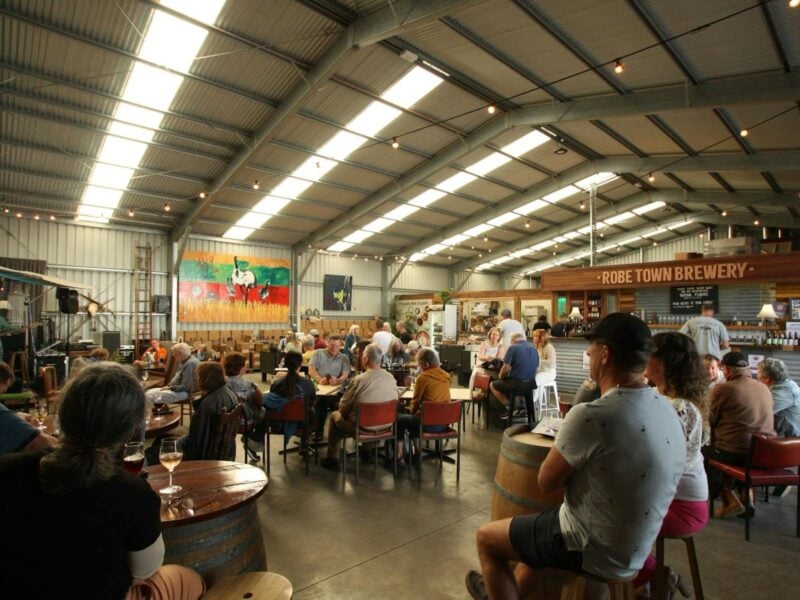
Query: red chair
470 374 491 428
343 399 399 483
418 400 463 482
264 397 312 475
708 434 800 540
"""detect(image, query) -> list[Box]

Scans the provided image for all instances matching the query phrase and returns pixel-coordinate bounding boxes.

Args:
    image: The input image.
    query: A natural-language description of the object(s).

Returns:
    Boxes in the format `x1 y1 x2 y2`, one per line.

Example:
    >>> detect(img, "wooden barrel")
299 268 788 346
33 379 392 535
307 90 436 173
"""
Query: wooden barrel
491 424 565 520
162 501 267 588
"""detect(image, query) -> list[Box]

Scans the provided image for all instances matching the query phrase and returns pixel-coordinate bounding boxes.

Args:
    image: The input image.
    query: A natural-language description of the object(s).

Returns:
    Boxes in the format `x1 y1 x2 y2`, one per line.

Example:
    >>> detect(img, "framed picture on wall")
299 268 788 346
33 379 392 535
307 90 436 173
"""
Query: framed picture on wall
323 275 352 311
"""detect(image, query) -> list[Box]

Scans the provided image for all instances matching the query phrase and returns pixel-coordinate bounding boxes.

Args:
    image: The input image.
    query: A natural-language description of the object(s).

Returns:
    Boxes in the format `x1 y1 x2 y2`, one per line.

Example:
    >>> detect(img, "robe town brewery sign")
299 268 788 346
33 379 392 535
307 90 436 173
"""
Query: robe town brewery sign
600 261 749 285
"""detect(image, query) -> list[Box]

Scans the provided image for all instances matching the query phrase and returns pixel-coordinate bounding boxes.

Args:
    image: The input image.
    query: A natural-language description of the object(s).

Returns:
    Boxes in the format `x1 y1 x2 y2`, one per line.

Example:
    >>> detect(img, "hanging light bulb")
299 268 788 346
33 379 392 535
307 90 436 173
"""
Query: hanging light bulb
739 129 748 137
252 180 260 190
791 0 799 8
391 137 399 149
647 173 655 183
49 215 55 221
487 105 496 114
613 59 624 74
579 201 586 210
15 212 22 218
483 236 488 242
128 209 135 217
3 208 8 213
721 209 728 217
754 218 760 225
525 220 530 228
199 191 206 199
478 253 483 258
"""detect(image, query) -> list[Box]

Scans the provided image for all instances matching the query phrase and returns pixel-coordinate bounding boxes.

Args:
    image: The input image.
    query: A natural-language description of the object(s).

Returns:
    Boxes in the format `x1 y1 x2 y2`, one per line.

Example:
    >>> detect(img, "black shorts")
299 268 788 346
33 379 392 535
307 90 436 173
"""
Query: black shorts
492 378 536 397
509 507 583 574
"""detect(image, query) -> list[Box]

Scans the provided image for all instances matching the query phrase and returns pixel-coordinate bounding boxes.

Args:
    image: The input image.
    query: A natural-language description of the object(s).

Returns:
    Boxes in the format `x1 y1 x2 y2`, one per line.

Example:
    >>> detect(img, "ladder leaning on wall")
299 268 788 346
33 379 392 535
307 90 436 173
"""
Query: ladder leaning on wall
133 243 153 355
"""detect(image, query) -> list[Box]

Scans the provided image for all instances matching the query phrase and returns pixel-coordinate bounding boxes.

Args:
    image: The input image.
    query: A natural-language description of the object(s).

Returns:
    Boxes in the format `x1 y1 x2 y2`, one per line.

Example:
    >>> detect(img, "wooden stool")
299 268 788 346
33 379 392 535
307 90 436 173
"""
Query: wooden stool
653 534 704 600
202 571 292 599
9 351 29 384
560 571 637 600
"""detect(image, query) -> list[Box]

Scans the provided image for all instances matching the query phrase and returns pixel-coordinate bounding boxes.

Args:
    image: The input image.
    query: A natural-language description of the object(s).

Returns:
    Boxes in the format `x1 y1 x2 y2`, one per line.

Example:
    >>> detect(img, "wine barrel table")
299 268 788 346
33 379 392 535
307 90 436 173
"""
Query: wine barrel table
145 461 269 588
145 408 181 438
491 425 564 520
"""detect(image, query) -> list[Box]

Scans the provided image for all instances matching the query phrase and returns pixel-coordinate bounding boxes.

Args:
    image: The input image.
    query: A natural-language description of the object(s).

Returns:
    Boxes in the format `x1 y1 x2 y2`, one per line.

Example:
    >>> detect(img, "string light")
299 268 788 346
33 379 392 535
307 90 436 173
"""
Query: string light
721 209 728 217
49 215 55 221
487 105 496 114
15 212 22 218
391 137 399 149
34 214 40 220
128 209 135 217
791 0 799 8
754 218 760 225
252 180 260 190
3 208 8 213
164 203 171 212
613 59 624 74
483 236 488 242
647 173 655 183
579 201 586 210
739 129 748 137
525 220 530 228
198 191 206 199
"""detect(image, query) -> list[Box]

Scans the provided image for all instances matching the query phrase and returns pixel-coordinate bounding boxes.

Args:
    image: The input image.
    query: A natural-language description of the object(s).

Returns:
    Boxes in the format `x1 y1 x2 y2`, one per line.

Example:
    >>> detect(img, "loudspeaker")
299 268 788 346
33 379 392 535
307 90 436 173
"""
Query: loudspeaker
102 331 121 355
56 287 79 314
152 295 171 314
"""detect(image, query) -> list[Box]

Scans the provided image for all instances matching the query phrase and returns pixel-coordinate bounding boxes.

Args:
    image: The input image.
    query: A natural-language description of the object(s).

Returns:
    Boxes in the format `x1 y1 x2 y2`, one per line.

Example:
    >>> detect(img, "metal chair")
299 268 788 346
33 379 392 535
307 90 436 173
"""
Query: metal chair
264 397 312 474
708 434 800 540
343 399 398 483
417 400 463 482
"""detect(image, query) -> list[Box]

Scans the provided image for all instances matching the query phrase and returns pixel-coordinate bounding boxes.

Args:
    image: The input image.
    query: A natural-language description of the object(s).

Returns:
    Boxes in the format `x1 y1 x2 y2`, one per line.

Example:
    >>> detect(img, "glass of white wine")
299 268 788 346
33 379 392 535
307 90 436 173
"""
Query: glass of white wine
37 400 48 431
159 437 183 495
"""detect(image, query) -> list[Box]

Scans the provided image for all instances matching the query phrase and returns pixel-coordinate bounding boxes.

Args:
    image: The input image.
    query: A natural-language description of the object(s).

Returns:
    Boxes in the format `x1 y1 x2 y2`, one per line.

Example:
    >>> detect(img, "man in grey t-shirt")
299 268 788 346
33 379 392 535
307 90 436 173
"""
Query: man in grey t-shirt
498 308 526 349
467 313 685 600
679 302 729 359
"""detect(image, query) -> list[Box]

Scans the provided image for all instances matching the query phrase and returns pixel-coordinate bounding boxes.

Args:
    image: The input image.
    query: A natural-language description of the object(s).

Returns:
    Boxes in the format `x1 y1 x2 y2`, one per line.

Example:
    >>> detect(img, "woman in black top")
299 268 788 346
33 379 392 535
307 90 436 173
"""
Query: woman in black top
180 361 237 461
0 363 205 600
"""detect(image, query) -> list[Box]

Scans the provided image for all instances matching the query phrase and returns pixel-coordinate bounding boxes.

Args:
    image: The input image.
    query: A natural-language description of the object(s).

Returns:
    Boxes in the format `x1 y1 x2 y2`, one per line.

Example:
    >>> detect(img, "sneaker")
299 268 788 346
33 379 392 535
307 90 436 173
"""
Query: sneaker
320 457 340 471
465 570 488 600
499 410 510 421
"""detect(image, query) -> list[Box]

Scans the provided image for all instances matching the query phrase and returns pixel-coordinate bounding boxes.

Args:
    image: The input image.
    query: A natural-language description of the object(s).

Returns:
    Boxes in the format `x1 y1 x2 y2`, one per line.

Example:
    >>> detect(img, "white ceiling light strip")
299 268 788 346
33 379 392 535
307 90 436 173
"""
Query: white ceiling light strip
77 0 226 222
333 130 550 255
229 66 443 241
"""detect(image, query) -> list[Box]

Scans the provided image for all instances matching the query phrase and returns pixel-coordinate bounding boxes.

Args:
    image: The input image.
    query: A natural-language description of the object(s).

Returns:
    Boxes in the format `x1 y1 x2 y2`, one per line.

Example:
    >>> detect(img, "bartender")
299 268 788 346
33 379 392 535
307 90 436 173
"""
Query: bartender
0 301 16 361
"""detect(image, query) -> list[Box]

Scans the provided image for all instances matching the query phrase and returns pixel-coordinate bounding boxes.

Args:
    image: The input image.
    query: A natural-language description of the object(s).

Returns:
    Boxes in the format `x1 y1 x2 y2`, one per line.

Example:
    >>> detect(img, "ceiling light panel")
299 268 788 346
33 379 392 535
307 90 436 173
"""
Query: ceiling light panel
501 130 549 157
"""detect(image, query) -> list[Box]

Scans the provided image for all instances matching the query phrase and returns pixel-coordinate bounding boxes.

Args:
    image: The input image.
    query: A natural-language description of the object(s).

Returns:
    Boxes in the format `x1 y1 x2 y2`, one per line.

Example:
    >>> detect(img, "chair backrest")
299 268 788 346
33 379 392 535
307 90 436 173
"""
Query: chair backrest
558 401 572 415
209 404 243 461
421 400 462 427
750 434 800 469
162 350 176 382
357 399 398 429
474 374 491 392
39 366 57 396
267 397 306 422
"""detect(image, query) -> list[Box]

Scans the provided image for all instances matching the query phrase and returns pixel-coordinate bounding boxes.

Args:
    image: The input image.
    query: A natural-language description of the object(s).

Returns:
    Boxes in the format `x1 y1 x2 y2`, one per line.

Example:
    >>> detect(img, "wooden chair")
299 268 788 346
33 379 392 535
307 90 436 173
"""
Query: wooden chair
264 397 312 474
708 434 800 540
342 399 398 483
208 404 243 461
9 351 29 385
559 571 637 599
39 365 60 410
469 373 491 428
145 349 176 389
417 400 463 482
202 571 292 600
652 533 704 600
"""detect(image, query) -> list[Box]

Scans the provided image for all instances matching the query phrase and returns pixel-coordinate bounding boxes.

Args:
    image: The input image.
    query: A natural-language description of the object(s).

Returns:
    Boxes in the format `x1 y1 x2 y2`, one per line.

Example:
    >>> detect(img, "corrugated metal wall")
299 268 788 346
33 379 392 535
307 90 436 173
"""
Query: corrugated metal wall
0 217 167 344
454 271 502 291
635 284 773 322
388 262 449 292
297 252 383 318
596 234 705 266
551 338 589 393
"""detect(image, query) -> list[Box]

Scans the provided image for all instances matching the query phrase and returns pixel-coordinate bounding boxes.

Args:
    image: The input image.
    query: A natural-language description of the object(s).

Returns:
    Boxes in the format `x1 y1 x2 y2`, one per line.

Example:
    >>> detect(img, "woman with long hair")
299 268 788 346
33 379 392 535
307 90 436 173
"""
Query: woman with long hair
0 363 204 599
637 332 710 598
344 324 361 357
180 361 237 461
532 328 556 388
468 327 505 392
384 338 409 368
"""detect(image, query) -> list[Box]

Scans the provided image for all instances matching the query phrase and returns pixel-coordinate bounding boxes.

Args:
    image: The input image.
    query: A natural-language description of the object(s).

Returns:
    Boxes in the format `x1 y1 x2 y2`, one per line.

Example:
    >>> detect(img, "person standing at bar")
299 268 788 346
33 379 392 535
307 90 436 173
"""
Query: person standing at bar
679 302 730 360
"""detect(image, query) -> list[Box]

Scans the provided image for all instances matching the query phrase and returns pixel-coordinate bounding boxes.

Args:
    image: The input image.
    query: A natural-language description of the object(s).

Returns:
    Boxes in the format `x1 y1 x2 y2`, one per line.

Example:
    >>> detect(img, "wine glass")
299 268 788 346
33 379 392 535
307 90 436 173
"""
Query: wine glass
37 400 48 431
141 369 149 382
159 437 183 495
122 441 145 475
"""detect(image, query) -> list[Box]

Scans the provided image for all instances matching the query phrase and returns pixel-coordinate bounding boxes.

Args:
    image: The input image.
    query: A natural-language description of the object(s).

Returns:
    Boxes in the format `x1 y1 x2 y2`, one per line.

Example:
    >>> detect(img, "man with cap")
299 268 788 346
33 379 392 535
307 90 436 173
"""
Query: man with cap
466 313 685 600
704 351 774 518
498 308 525 349
679 302 730 360
309 328 327 350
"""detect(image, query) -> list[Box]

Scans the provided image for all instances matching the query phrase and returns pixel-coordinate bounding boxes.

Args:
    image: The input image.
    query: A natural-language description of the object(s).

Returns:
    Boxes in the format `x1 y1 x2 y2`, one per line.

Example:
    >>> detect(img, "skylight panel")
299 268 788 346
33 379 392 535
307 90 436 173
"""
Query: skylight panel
475 263 493 271
110 104 162 140
138 12 208 71
223 226 254 241
464 224 492 237
252 196 291 214
122 64 184 111
633 201 666 215
292 157 338 182
466 153 511 177
422 244 447 255
487 212 518 227
409 252 426 262
501 130 549 157
342 230 375 244
271 177 312 200
363 218 394 233
328 241 354 252
317 131 368 161
236 213 270 229
511 249 531 258
605 212 634 226
667 219 695 230
490 256 514 265
543 185 579 203
437 172 477 193
84 187 123 209
347 103 402 137
88 164 134 190
97 137 148 169
163 0 225 23
408 189 446 208
575 172 617 189
381 66 442 108
518 199 547 214
442 234 469 246
384 205 420 221
531 240 554 251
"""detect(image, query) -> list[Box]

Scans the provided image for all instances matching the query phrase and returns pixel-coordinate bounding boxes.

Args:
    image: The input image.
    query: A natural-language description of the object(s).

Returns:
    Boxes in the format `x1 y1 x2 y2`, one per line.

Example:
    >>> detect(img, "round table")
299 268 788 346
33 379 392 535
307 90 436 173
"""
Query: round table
146 408 181 438
145 460 268 587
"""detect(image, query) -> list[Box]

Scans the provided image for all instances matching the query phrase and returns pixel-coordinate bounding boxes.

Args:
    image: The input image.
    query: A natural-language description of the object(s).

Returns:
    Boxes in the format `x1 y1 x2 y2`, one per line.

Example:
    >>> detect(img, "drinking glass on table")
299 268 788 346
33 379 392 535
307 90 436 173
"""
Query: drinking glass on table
37 400 48 428
159 437 183 495
122 441 145 475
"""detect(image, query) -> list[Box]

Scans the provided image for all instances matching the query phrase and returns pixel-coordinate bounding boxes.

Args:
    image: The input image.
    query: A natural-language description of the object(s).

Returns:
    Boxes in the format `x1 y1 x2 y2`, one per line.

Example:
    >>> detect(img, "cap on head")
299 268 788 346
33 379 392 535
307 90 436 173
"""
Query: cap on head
580 312 652 353
721 351 747 368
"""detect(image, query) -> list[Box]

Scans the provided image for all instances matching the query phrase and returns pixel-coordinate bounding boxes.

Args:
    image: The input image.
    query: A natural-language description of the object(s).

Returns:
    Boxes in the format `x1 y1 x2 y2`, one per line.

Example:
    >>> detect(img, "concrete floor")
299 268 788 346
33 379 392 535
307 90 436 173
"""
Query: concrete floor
235 376 799 599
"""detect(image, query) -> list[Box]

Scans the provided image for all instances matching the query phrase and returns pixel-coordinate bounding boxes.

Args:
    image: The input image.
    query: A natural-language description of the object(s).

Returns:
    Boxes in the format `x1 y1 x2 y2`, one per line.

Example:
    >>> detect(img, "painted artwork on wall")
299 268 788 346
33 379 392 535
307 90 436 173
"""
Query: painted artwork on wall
323 274 352 311
178 251 290 322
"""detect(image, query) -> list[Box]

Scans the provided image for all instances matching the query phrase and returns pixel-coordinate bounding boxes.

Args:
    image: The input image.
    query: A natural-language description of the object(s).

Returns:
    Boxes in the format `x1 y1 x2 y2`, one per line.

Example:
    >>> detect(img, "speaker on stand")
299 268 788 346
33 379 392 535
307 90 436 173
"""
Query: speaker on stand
102 331 121 355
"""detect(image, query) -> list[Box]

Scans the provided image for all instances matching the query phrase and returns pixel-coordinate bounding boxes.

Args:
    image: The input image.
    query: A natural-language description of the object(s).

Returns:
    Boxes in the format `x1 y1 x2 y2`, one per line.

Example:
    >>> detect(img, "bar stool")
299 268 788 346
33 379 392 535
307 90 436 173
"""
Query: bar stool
536 379 559 418
511 387 535 426
9 351 29 384
202 571 293 599
652 533 704 600
559 571 637 600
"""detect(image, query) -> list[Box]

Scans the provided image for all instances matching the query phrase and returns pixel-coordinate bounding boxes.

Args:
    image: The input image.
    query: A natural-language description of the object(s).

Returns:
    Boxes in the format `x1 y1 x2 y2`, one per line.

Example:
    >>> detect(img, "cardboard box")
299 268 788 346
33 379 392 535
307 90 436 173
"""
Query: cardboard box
675 252 703 260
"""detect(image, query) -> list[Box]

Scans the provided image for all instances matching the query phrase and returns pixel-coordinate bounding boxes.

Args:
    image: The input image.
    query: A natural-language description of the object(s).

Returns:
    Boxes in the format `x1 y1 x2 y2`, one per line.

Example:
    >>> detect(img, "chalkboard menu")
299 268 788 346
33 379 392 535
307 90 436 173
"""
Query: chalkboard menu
670 285 719 314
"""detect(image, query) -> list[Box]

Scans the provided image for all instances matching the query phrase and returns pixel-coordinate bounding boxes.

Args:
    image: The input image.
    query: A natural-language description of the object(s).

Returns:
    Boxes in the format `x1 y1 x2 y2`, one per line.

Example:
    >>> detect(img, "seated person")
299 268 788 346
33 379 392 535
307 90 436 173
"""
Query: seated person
702 353 725 388
179 362 237 461
301 335 316 365
0 362 204 599
395 348 451 466
344 324 361 358
309 328 327 350
351 339 371 374
195 345 218 362
468 327 504 392
467 313 685 600
383 339 409 369
490 333 538 420
0 362 57 455
406 340 420 363
88 347 109 362
757 357 800 437
224 351 263 420
145 343 199 405
320 344 398 471
532 329 556 389
309 335 351 436
134 338 168 368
